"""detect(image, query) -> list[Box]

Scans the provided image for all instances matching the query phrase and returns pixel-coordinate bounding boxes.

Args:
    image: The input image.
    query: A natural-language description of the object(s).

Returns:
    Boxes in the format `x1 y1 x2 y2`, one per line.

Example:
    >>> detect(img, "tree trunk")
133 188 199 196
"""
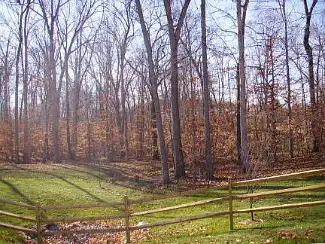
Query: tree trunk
121 84 129 160
105 103 113 162
2 42 10 122
85 84 92 160
23 0 31 164
201 0 214 180
66 70 73 160
279 0 294 158
135 0 170 184
3 41 12 159
269 36 277 167
163 0 191 179
48 14 60 163
303 0 321 152
42 100 49 163
151 100 159 160
136 78 145 159
237 0 250 173
71 55 82 160
236 64 241 165
52 92 61 163
15 5 24 163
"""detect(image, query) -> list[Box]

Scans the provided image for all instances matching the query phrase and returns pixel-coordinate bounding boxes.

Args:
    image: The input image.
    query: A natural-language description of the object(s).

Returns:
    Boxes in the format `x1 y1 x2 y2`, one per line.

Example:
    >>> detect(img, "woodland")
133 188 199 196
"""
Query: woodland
0 0 324 185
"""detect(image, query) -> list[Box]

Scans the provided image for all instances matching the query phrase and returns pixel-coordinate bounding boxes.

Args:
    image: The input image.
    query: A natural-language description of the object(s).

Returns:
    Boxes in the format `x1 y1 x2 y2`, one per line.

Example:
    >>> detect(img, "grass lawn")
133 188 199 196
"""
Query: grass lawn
0 161 324 243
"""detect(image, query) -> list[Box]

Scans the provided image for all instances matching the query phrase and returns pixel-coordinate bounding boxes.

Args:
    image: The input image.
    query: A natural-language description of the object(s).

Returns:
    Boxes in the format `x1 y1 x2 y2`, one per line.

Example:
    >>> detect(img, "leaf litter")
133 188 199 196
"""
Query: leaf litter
23 220 152 244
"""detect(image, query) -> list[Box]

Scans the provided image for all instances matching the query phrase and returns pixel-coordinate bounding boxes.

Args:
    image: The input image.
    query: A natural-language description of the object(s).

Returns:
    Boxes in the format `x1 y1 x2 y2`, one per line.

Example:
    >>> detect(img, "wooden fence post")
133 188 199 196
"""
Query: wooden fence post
228 177 234 230
35 202 43 244
124 196 131 243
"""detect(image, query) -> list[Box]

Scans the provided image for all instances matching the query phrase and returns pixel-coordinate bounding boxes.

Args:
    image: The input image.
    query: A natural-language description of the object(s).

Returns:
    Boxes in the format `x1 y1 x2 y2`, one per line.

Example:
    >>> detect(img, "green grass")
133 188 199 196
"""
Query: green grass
0 162 324 243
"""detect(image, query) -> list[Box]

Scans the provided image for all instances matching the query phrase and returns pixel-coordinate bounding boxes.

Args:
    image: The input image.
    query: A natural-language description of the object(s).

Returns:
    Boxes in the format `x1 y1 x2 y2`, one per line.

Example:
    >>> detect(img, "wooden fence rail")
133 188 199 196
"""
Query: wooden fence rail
0 197 35 209
233 168 325 187
0 168 324 243
42 201 124 210
0 221 36 234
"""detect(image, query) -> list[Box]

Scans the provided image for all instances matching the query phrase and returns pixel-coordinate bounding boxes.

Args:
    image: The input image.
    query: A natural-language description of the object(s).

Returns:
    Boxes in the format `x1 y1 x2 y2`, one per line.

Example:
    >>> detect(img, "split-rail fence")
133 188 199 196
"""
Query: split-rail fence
0 168 324 243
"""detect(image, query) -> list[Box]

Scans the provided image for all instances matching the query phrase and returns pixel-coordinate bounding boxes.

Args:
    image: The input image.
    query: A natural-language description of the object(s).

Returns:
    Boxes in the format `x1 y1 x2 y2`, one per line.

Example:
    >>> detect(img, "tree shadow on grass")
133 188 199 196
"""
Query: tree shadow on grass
278 192 325 201
79 162 156 183
0 178 34 205
9 164 107 204
59 162 160 194
233 219 291 232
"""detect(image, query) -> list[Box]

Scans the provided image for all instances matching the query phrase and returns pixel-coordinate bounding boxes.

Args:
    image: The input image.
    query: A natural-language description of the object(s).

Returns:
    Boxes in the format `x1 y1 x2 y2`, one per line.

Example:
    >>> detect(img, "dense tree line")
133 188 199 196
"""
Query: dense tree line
0 0 324 183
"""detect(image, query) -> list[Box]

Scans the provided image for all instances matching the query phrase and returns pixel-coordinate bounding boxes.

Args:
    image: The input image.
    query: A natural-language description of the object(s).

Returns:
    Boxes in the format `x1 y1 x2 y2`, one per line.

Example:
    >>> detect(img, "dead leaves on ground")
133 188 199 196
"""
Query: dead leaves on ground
278 229 318 242
23 221 152 244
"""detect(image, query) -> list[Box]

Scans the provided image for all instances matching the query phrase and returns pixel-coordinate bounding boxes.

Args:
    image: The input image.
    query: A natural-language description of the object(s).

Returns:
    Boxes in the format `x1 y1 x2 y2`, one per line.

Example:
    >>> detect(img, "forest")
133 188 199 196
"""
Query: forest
0 0 324 184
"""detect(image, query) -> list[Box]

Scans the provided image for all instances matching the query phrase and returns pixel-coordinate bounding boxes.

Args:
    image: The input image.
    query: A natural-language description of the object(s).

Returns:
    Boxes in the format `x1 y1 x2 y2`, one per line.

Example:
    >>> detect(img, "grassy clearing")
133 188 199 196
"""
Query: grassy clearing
0 161 324 243
134 177 325 243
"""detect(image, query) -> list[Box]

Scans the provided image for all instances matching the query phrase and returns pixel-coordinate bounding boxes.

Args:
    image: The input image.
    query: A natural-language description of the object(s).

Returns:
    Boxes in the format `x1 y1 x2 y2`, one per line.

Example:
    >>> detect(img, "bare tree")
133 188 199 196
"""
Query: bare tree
38 0 63 163
237 0 250 173
38 0 98 162
303 0 321 152
277 0 294 158
163 0 191 179
135 0 170 184
22 0 32 163
68 28 98 160
0 36 14 160
101 1 134 160
115 1 134 160
201 0 214 180
236 63 241 164
14 2 26 163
